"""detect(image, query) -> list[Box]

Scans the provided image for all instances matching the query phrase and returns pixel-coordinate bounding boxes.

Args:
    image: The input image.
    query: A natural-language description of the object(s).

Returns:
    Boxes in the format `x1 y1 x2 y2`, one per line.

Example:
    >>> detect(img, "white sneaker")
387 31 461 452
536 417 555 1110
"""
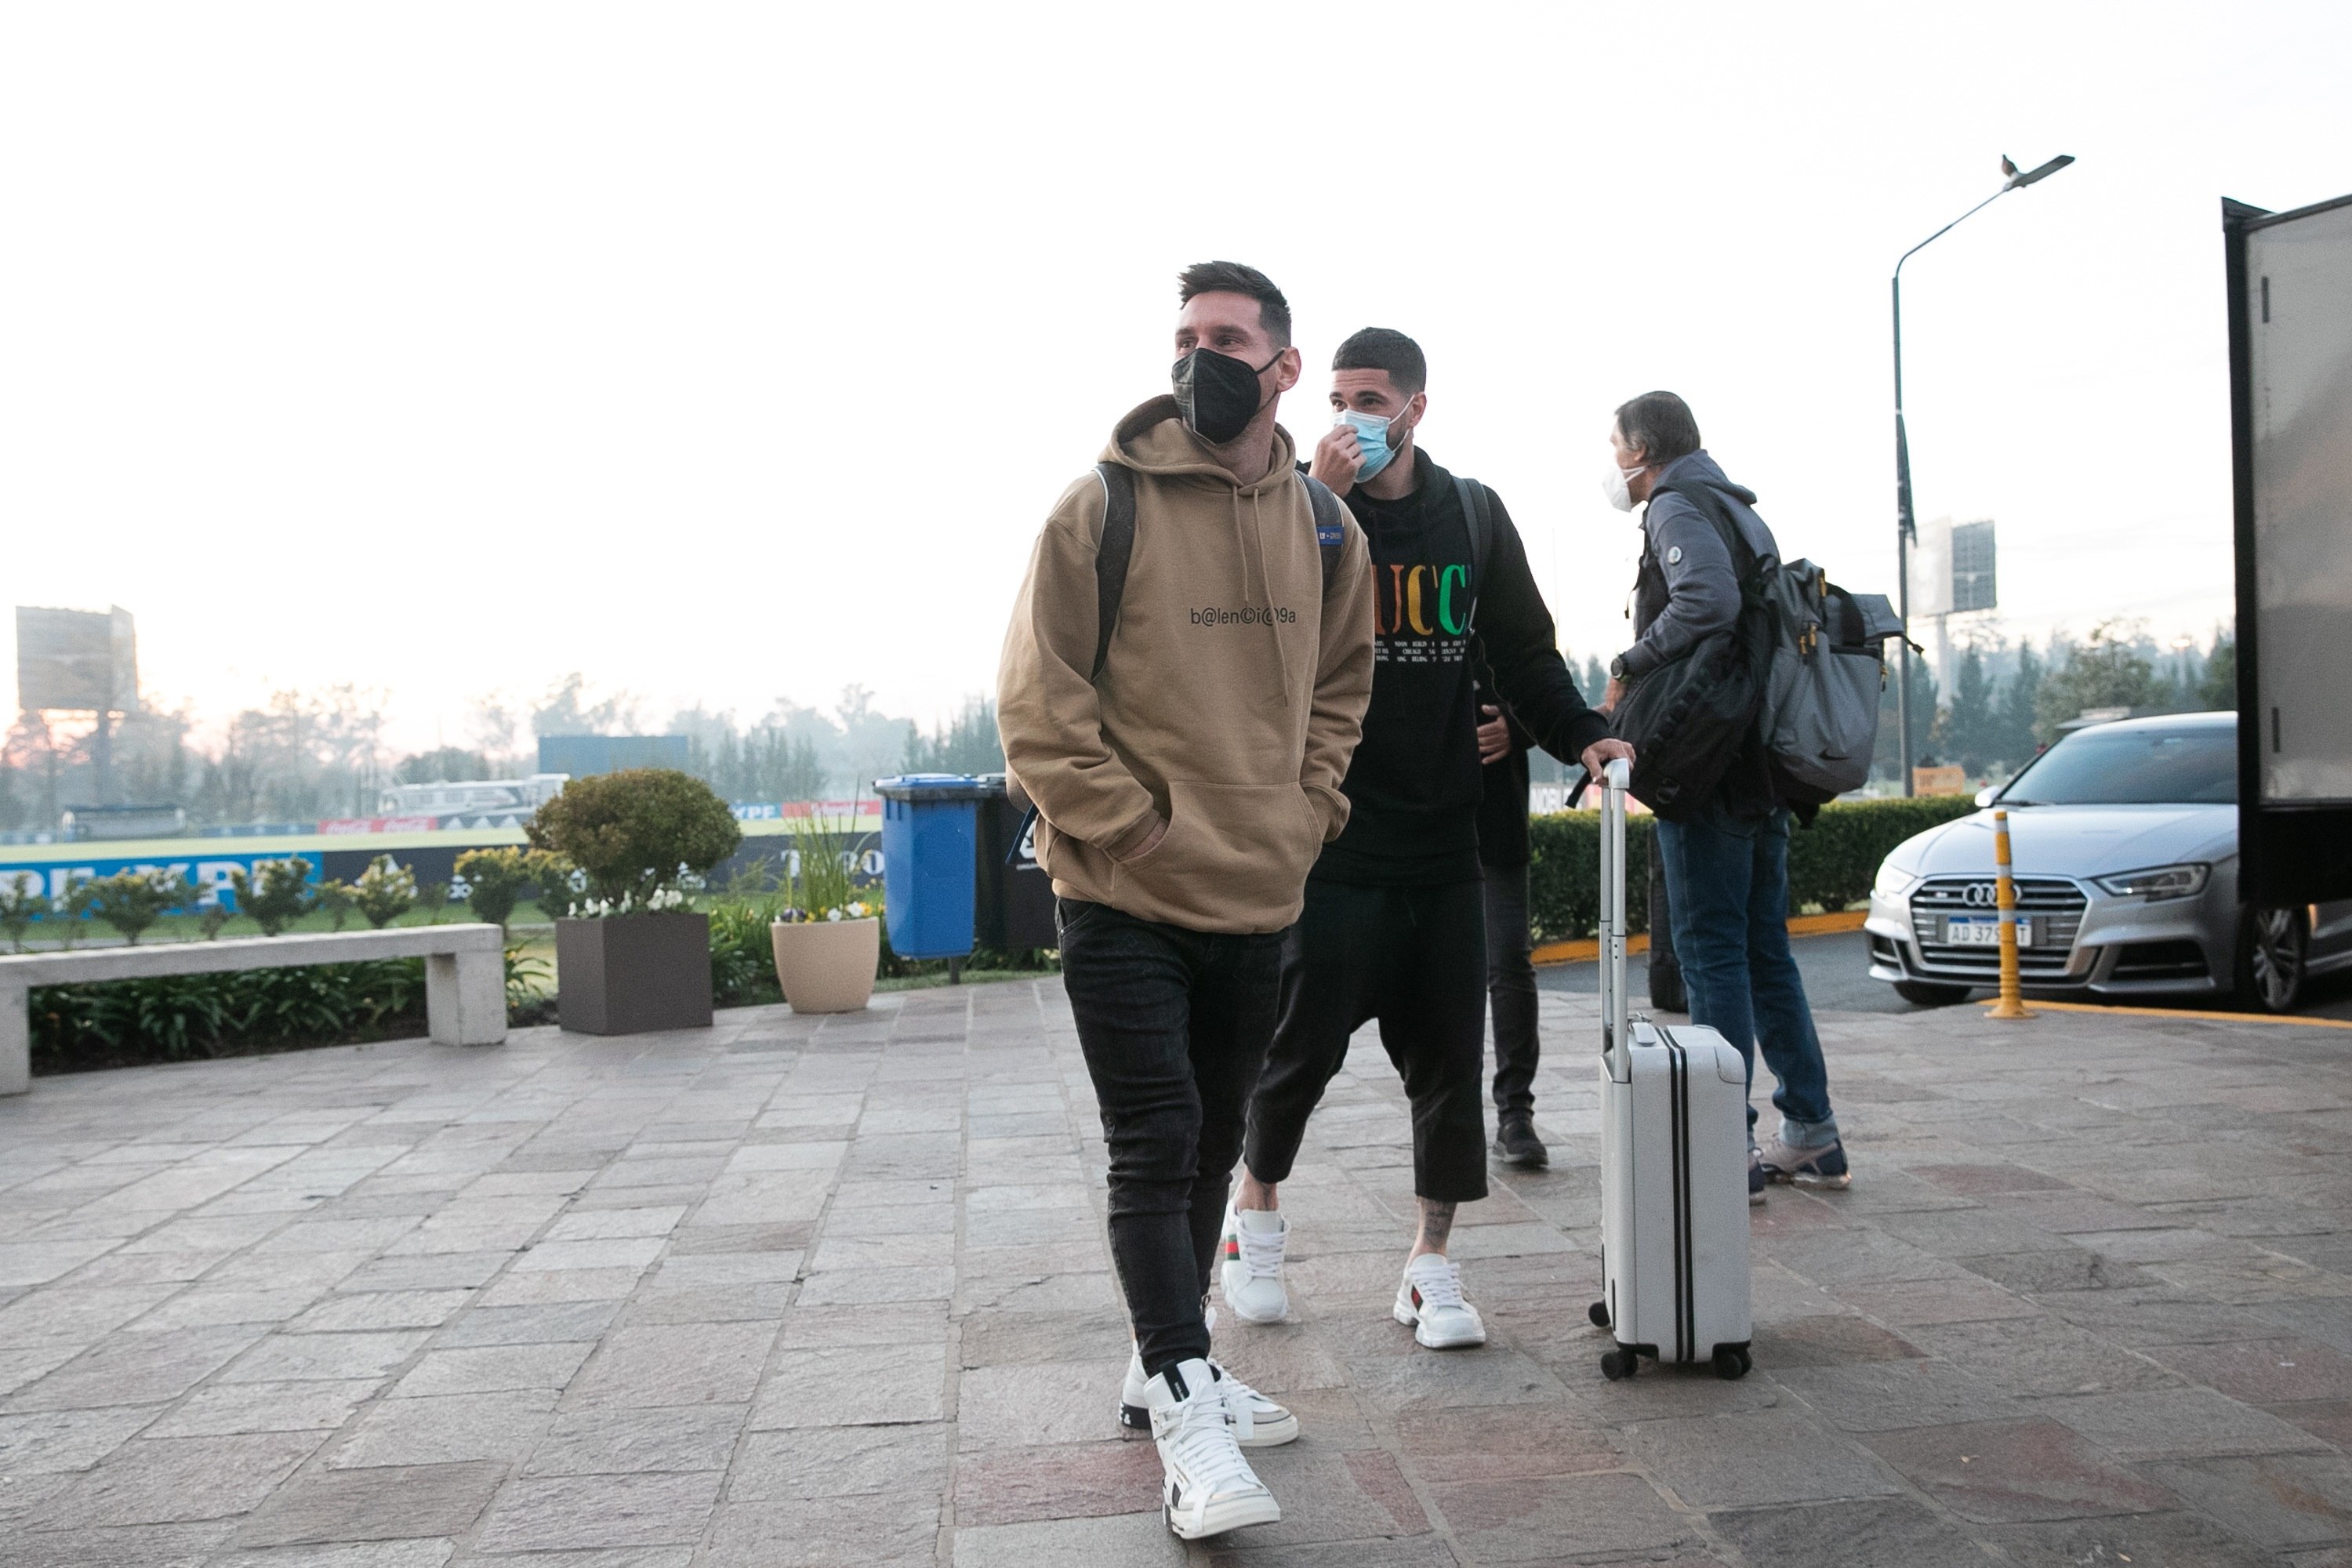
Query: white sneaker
1218 1205 1290 1323
1392 1252 1486 1349
1145 1357 1280 1540
1120 1338 1299 1446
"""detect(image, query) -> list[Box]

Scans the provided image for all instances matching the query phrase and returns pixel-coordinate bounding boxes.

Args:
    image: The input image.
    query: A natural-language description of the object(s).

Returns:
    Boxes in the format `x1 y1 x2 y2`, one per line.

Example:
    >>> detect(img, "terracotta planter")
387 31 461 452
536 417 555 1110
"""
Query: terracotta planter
770 917 878 1014
554 912 713 1035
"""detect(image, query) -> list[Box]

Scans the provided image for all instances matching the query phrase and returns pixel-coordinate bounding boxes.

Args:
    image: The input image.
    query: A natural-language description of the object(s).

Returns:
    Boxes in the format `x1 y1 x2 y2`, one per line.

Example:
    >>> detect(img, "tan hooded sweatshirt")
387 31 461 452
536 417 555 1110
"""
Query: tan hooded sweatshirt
996 397 1376 935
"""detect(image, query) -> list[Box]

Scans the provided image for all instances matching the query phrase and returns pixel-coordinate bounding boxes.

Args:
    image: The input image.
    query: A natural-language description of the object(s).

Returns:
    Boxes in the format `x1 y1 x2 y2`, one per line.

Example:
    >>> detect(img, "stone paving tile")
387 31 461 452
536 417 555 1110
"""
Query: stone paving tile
9 988 2352 1563
231 1460 505 1545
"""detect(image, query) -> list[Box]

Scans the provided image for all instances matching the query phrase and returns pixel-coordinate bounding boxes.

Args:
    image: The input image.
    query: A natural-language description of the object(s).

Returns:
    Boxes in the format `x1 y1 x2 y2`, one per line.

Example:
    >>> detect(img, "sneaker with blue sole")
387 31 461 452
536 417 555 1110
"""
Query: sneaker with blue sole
1758 1134 1850 1189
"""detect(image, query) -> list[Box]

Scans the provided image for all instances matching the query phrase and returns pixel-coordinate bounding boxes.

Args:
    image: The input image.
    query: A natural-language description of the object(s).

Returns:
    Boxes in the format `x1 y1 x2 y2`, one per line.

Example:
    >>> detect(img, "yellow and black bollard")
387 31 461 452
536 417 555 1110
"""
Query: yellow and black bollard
1987 807 2035 1021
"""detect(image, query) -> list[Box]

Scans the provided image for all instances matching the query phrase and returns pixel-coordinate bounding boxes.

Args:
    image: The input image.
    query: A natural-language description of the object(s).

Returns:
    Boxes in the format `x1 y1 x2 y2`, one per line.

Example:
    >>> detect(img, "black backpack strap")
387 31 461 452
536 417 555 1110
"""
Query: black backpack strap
1301 474 1344 594
1454 476 1494 629
1091 461 1137 680
1650 479 1758 586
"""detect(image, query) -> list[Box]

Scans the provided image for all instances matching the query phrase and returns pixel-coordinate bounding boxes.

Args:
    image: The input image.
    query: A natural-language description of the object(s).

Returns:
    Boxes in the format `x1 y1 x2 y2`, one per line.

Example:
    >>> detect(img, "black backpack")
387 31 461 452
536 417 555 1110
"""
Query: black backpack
1610 481 1777 822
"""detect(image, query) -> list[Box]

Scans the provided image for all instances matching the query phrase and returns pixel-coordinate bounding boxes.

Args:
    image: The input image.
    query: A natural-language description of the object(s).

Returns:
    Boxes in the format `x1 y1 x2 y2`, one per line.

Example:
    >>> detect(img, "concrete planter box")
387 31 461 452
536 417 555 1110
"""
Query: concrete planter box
770 917 878 1014
556 913 713 1035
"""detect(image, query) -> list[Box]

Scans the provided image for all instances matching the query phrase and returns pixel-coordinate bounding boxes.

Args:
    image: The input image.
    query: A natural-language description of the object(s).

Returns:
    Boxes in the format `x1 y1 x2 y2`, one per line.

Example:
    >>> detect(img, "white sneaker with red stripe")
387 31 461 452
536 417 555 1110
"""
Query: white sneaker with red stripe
1392 1252 1485 1349
1217 1205 1290 1324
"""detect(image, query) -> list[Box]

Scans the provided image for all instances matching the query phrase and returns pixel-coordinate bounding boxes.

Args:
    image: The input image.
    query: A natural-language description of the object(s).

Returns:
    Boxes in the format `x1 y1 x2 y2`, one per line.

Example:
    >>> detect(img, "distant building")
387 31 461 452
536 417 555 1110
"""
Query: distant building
536 735 689 778
378 775 568 815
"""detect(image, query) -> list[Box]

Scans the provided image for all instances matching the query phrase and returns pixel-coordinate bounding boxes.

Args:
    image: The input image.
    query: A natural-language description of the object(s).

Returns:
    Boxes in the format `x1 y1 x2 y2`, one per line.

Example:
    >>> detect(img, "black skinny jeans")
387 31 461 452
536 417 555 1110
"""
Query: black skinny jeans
1055 897 1285 1377
1483 862 1541 1120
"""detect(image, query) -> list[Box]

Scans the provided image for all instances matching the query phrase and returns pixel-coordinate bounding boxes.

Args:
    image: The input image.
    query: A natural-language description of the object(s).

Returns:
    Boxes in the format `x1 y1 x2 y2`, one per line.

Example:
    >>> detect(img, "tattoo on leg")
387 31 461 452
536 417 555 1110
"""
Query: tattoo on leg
1416 1199 1457 1254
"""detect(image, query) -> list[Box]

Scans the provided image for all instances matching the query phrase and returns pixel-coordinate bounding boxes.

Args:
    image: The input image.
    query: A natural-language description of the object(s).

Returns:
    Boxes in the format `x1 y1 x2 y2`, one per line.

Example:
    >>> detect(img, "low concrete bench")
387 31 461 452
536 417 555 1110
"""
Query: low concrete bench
0 923 508 1095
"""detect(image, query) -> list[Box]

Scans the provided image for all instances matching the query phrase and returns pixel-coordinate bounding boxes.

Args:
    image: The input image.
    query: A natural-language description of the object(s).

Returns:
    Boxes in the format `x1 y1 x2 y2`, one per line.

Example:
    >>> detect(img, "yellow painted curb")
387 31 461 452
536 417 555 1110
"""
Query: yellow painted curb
1987 999 2352 1031
1530 909 1866 967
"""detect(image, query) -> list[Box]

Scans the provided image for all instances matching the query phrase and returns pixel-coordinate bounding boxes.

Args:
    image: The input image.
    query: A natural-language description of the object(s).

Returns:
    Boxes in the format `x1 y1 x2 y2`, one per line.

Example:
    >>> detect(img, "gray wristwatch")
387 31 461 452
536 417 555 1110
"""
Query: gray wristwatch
1609 654 1629 681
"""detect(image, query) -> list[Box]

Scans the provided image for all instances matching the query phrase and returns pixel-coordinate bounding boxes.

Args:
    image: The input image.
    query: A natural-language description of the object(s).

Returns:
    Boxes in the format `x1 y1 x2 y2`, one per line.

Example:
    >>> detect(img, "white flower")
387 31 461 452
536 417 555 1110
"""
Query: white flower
826 907 842 921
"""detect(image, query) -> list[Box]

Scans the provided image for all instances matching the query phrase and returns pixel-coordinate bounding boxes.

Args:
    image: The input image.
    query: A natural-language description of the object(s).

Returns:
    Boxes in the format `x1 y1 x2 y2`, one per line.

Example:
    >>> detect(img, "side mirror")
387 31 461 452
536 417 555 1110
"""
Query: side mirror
1973 786 1998 808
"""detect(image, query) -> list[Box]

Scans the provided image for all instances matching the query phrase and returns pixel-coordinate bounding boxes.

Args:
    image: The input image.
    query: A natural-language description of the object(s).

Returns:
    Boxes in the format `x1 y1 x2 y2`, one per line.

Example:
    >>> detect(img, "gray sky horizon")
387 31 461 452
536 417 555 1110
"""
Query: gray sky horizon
6 2 2348 758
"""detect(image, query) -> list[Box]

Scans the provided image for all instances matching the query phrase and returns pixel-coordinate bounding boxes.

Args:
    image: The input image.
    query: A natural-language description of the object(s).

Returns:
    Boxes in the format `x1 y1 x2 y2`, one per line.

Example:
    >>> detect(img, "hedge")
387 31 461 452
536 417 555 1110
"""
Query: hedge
1526 795 1980 943
31 959 430 1074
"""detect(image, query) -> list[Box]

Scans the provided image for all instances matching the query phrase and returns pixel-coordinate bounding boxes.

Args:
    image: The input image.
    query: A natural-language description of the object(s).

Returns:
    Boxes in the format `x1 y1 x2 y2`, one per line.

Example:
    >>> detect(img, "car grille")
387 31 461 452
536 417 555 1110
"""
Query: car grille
1908 876 2087 978
2111 939 2209 981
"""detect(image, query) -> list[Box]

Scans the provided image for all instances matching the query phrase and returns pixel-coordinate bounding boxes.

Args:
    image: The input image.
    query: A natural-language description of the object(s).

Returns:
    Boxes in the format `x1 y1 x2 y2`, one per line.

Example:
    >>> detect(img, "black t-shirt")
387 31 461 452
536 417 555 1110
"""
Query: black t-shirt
1313 451 1610 887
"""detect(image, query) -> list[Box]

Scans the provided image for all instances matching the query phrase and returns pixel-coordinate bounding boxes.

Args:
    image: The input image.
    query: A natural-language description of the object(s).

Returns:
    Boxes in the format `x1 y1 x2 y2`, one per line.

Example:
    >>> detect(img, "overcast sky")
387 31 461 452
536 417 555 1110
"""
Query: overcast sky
5 2 2349 753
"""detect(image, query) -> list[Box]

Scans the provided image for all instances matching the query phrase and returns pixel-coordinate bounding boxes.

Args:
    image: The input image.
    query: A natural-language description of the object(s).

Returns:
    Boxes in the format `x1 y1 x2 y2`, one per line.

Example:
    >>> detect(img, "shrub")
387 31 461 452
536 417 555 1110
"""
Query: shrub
352 855 418 929
417 881 451 924
2 872 51 953
456 847 535 929
31 959 428 1073
82 869 189 946
530 851 580 919
230 858 318 936
527 768 741 909
316 879 357 932
1526 794 1980 942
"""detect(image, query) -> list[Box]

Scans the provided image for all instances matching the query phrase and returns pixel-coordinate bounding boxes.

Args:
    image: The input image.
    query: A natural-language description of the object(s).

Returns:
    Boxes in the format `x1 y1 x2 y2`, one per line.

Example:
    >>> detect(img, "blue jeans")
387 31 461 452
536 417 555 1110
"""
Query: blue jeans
1653 803 1840 1148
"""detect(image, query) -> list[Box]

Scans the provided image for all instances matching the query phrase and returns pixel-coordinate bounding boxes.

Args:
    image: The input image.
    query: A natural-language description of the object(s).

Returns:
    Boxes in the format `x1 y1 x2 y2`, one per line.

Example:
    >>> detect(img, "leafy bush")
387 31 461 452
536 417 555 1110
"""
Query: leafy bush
417 881 451 924
1526 794 1980 942
316 879 357 931
353 855 418 928
527 769 740 909
456 847 535 929
779 814 867 922
31 959 428 1073
2 872 53 952
530 851 580 920
82 869 189 946
229 858 318 936
708 894 787 1007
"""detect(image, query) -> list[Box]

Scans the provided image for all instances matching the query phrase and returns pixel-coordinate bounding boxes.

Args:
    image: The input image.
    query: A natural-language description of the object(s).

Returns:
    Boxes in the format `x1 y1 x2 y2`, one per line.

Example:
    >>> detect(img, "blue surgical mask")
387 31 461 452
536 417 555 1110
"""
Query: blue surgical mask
1338 408 1403 481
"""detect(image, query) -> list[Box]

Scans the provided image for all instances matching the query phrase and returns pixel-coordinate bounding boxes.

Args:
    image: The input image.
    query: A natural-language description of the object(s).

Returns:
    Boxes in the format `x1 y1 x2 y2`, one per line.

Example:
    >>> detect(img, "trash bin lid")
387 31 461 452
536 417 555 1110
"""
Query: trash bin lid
873 774 1002 802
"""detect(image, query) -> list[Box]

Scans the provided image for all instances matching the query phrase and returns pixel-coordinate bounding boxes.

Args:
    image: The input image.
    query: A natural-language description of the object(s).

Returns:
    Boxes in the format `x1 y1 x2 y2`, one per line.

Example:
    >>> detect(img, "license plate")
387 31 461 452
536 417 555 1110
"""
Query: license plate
1944 916 2031 947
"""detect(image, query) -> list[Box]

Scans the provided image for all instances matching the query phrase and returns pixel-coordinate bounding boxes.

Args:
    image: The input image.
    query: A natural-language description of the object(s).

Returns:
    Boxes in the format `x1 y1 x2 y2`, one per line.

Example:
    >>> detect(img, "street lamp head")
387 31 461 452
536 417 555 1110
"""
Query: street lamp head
2003 154 2076 191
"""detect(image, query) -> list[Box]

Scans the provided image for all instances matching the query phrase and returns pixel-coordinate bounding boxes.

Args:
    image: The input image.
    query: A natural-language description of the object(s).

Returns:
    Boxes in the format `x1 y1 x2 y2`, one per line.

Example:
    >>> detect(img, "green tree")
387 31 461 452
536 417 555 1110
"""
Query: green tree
2200 633 2236 711
316 879 357 931
353 855 418 928
1938 646 1998 774
416 880 450 924
2034 621 2160 746
0 872 50 953
83 869 187 946
228 858 318 936
527 768 740 909
1992 643 2045 771
456 846 535 929
905 697 1005 775
395 747 492 785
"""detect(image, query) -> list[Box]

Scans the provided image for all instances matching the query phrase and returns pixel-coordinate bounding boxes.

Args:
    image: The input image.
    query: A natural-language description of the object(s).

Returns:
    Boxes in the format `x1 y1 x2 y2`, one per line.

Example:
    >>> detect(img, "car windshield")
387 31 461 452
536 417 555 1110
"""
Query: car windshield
2001 726 2237 805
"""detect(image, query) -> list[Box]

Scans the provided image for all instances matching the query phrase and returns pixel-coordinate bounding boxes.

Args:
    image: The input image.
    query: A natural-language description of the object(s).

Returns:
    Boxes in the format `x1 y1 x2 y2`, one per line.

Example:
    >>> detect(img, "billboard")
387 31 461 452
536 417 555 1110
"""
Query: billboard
1907 519 1996 619
16 604 136 713
2226 191 2352 903
536 735 689 778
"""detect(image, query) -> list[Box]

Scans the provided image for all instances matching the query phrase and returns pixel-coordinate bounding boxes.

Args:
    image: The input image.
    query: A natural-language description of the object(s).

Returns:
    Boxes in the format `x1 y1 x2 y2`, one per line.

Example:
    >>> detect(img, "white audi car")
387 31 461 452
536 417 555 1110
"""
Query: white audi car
1865 712 2352 1013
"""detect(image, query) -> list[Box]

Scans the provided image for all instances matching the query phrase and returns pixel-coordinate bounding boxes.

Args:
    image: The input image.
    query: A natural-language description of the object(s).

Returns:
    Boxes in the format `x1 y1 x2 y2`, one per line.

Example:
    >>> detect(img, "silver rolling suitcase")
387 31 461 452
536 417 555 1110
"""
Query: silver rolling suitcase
1588 759 1754 1381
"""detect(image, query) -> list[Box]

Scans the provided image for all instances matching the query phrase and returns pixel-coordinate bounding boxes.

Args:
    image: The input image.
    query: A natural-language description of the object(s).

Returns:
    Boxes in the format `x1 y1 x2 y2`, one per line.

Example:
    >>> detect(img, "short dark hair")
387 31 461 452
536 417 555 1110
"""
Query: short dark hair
1332 328 1426 397
1177 260 1292 348
1613 391 1701 465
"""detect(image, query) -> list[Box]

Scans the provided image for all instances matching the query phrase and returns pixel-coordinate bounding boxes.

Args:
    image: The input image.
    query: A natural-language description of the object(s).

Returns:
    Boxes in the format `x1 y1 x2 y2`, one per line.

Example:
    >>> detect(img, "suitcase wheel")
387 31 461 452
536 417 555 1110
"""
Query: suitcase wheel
1587 1301 1610 1329
1712 1346 1752 1381
1599 1348 1638 1381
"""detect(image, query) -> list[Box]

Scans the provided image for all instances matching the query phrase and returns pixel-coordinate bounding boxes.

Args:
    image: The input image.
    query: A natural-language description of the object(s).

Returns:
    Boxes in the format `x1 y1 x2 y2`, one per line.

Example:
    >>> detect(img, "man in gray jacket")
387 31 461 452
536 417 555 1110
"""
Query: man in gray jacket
1598 390 1847 1204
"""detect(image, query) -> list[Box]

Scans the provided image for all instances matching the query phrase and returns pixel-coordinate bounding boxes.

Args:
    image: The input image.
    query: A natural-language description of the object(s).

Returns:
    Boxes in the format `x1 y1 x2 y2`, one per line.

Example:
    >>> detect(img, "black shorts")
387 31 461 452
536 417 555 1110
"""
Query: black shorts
1243 877 1489 1204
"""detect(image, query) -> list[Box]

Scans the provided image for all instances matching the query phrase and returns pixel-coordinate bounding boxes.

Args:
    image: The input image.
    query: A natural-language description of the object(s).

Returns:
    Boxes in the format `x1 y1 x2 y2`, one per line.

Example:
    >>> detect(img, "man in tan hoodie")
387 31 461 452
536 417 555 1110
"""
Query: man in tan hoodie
996 261 1374 1541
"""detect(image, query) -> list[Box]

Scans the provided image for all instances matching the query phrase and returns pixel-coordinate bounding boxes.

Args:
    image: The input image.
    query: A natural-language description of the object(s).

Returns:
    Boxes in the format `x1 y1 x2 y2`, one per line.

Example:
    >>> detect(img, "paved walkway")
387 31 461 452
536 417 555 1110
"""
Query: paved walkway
5 985 2352 1566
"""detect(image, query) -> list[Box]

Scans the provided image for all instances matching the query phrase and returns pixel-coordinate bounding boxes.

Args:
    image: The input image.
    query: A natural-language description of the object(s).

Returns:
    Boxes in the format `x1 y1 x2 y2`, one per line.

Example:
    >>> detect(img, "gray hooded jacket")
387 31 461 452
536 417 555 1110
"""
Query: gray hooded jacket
1618 449 1779 679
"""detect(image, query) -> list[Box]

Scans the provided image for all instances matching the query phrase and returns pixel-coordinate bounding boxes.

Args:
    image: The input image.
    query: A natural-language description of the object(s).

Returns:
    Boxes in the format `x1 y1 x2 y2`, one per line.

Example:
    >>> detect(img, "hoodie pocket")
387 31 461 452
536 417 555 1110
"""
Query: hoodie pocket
1112 779 1326 925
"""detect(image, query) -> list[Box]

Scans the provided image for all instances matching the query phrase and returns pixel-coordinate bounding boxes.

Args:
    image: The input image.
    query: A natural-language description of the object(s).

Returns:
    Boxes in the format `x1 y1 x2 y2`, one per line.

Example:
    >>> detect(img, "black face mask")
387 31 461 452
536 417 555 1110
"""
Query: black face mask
1171 347 1279 445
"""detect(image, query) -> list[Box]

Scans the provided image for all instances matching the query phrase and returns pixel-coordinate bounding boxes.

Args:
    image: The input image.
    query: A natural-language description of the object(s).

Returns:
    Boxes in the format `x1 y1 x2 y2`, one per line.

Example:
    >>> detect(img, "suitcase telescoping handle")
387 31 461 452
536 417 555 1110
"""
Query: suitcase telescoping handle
1599 757 1633 1083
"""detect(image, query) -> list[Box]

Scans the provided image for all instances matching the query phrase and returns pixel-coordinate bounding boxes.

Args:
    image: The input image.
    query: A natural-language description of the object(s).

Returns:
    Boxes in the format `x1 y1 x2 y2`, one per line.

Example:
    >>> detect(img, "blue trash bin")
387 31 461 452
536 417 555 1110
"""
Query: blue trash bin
873 775 995 969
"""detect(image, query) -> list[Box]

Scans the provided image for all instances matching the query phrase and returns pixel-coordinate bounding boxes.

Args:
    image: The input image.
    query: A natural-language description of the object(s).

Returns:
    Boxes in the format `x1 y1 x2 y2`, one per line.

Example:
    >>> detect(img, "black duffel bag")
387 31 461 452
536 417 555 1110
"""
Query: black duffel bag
1611 483 1777 822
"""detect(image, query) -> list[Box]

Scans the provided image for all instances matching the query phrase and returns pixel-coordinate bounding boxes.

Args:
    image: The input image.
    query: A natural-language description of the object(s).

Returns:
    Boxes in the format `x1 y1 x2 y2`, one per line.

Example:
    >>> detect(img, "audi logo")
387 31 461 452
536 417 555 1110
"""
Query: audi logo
1963 882 1998 907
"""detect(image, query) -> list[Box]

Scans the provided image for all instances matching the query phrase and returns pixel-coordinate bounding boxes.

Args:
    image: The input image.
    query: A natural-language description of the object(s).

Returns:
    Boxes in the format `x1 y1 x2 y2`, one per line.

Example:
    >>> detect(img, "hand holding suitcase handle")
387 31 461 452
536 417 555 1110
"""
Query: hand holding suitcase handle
1600 758 1635 1083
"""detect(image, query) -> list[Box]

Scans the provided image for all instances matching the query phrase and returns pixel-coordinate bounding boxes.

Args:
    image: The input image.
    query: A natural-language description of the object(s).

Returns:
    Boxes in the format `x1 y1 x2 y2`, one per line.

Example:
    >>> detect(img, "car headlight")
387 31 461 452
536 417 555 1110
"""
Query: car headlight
1873 862 1919 900
2095 863 2209 901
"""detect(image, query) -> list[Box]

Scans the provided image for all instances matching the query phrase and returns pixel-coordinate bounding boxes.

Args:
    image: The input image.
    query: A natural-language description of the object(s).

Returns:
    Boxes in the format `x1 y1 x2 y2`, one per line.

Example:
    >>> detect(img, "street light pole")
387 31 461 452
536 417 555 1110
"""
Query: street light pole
1891 153 2074 795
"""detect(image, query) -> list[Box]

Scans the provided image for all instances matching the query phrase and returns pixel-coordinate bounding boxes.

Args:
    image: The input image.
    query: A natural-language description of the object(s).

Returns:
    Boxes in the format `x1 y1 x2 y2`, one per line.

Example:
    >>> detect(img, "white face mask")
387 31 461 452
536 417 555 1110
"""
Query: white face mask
1601 461 1645 513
